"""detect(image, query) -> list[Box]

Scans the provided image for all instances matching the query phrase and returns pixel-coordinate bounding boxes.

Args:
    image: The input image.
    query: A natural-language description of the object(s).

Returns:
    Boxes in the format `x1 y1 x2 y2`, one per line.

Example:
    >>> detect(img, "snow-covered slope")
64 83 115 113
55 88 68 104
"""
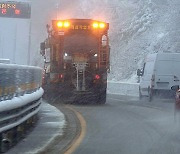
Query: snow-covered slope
29 0 180 82
108 0 180 82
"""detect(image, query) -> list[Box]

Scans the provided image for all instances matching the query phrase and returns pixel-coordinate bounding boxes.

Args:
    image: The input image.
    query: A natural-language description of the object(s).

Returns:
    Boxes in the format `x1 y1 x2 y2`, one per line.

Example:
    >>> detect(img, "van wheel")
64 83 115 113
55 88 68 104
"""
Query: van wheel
148 87 153 102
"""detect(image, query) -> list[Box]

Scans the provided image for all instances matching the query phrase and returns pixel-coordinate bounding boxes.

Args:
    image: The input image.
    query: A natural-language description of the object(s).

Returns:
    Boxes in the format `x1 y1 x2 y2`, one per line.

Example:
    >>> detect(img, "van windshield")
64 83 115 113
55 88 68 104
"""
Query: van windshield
143 61 155 76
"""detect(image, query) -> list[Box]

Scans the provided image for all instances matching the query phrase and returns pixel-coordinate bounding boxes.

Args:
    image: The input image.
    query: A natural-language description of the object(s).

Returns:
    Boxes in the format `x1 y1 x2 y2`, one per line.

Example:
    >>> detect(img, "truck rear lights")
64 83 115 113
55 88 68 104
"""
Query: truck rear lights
99 23 105 28
95 74 100 80
64 21 70 28
93 22 99 28
92 22 106 29
59 74 64 79
57 21 63 28
15 9 21 15
1 8 7 14
57 21 70 28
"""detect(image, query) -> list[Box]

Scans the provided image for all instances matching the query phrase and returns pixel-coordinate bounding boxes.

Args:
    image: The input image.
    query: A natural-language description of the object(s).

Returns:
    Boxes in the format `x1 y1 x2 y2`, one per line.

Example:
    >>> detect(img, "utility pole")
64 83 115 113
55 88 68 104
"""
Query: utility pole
13 24 17 64
27 19 31 65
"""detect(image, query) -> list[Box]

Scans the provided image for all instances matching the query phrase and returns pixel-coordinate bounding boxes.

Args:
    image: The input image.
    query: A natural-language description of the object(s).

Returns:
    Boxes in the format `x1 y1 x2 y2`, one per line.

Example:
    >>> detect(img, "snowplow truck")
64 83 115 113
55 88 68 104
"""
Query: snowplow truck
40 19 110 104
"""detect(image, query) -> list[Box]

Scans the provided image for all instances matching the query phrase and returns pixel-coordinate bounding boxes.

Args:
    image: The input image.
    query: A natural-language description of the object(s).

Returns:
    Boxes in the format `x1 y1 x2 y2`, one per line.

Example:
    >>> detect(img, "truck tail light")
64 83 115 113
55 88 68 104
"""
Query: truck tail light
59 74 64 79
95 74 100 80
57 21 70 28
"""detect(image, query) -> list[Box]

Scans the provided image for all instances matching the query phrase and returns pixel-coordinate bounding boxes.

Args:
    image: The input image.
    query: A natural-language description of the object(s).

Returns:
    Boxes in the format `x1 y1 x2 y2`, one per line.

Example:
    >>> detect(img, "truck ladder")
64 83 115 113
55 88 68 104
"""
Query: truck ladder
74 63 87 91
99 34 109 68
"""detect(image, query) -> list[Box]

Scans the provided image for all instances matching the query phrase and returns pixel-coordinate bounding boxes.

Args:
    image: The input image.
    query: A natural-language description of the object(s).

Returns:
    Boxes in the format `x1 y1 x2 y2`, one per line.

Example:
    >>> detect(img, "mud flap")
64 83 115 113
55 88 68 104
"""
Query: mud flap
98 90 106 104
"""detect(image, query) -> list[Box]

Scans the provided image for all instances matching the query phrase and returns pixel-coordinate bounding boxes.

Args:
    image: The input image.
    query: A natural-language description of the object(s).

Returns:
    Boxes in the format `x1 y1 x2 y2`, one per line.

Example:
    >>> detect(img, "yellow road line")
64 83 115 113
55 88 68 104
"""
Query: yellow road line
64 106 87 154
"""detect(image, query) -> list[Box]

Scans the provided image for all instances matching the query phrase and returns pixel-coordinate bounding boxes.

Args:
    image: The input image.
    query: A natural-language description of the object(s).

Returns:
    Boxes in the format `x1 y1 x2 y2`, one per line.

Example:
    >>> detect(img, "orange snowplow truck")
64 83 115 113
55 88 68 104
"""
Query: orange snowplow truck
40 19 110 104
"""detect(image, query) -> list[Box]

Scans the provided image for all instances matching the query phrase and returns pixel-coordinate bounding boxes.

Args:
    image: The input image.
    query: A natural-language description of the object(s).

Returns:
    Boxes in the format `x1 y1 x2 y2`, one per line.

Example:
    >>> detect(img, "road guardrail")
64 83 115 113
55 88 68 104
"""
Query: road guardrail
0 64 43 153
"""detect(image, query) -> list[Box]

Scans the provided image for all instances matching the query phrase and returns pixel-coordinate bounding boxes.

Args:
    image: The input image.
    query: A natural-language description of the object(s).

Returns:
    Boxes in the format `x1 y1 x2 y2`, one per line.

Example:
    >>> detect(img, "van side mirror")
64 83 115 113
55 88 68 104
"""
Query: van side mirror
171 85 179 91
137 69 143 76
40 42 45 56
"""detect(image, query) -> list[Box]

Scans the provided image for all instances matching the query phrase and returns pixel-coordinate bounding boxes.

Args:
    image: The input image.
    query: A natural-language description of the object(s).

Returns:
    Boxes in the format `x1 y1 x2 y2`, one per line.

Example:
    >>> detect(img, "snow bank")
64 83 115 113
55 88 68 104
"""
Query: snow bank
0 88 44 112
26 102 66 154
107 81 139 97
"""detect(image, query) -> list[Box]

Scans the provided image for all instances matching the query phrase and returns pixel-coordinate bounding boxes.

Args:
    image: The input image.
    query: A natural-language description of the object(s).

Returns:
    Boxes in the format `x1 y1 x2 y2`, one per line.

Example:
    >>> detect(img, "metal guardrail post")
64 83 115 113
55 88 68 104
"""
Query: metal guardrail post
1 132 11 153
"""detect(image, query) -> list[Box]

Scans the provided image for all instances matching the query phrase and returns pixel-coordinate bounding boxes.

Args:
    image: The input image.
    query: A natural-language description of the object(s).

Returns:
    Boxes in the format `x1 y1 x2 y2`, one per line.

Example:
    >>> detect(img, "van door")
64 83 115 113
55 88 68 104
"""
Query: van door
154 53 180 90
155 60 173 90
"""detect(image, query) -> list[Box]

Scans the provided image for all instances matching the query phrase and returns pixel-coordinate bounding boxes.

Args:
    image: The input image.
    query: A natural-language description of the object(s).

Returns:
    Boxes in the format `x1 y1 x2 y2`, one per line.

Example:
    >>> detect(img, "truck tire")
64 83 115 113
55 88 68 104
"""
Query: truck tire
98 90 106 104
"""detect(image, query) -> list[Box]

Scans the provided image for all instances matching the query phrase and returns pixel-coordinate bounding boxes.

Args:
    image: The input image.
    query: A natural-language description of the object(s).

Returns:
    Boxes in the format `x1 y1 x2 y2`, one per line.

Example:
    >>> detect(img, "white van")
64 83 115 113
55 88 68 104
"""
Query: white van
137 53 180 101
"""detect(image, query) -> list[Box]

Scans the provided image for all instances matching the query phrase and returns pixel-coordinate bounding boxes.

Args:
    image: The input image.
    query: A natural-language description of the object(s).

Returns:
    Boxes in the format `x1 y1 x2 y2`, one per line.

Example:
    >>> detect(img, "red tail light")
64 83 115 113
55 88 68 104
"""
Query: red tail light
15 9 21 15
95 74 100 80
59 74 64 79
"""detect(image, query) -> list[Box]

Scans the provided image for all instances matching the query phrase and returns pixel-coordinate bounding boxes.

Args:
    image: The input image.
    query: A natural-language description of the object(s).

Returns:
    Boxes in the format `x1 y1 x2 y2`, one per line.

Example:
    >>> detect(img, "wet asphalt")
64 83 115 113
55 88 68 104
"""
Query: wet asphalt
6 94 180 154
71 94 180 154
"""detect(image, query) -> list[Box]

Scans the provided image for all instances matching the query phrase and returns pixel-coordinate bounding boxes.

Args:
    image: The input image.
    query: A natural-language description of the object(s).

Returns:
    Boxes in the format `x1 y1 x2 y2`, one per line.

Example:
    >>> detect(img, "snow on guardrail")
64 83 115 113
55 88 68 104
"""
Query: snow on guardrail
0 88 43 112
0 63 44 152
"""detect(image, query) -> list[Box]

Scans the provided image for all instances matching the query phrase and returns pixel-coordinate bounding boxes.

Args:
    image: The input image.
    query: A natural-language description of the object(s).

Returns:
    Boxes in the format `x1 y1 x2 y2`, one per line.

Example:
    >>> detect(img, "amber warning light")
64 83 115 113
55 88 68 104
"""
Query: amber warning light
57 21 70 28
53 20 109 31
92 22 106 29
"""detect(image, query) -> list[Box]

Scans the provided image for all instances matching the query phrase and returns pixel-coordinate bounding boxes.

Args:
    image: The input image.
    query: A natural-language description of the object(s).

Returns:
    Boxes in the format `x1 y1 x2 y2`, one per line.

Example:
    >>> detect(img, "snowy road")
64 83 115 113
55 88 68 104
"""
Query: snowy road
69 95 180 154
5 94 180 154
